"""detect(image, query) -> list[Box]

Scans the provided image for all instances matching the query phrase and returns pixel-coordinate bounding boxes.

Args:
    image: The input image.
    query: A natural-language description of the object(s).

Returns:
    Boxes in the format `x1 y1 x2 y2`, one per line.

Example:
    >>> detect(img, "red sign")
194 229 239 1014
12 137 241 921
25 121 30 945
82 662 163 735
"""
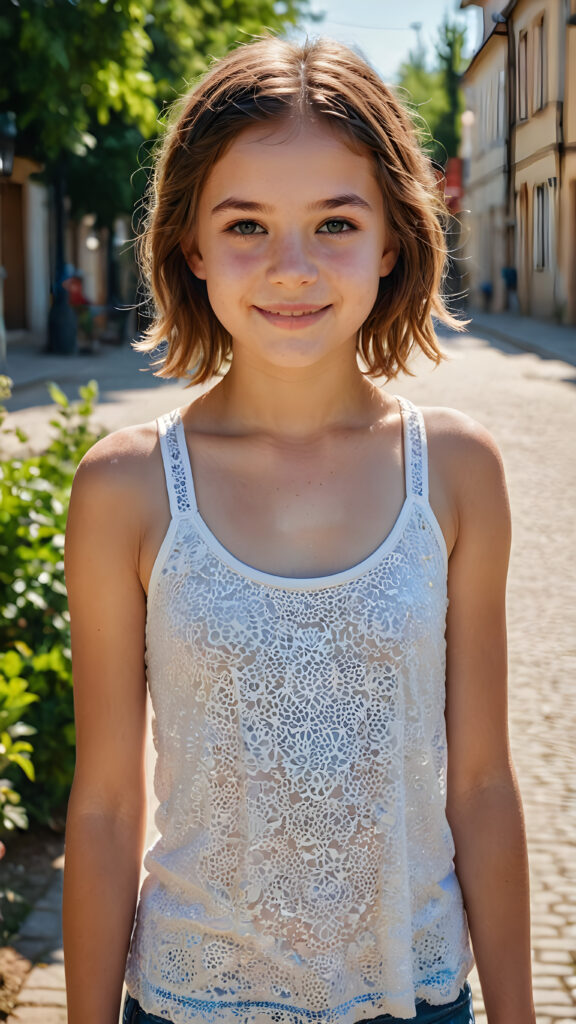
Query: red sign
444 157 463 213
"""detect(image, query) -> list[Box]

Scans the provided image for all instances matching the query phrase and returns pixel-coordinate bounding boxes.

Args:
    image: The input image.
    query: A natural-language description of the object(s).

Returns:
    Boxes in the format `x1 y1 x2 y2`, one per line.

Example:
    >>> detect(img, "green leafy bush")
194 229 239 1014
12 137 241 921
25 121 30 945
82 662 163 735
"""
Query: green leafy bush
0 648 39 832
0 377 105 834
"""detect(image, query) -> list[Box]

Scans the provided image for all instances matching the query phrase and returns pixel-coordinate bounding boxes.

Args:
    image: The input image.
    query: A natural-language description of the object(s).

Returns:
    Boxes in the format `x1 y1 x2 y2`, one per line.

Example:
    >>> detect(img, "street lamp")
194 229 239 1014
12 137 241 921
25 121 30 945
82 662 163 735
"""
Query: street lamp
0 112 17 177
47 166 78 355
0 111 17 369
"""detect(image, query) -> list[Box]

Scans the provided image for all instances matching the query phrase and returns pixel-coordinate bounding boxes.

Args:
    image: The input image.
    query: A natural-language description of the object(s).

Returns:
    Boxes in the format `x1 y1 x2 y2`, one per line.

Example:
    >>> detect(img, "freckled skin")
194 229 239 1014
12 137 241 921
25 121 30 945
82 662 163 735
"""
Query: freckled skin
184 119 398 375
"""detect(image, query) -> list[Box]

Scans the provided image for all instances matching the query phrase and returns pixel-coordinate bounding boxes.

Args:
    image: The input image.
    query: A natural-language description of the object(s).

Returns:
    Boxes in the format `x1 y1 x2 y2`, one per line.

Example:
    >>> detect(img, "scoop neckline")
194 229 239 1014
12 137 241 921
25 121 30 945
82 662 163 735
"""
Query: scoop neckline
168 399 418 591
187 492 415 590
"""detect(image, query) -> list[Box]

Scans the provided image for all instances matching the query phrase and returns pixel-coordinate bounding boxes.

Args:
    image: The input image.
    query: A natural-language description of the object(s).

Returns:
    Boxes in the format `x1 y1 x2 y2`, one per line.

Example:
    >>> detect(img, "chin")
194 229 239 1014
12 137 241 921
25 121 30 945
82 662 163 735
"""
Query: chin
263 333 357 366
261 347 338 371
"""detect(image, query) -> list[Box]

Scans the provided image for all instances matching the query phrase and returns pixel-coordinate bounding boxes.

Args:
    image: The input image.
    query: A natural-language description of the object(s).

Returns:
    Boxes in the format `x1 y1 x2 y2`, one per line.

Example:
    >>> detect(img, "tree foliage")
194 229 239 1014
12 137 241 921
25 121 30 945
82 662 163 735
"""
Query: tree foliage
0 0 312 224
0 0 158 163
395 15 468 165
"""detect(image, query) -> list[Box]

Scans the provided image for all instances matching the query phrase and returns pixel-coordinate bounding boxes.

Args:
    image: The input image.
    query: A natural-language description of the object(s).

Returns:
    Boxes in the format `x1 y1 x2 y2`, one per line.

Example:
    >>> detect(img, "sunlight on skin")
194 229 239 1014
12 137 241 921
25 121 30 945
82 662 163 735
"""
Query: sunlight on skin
182 118 400 439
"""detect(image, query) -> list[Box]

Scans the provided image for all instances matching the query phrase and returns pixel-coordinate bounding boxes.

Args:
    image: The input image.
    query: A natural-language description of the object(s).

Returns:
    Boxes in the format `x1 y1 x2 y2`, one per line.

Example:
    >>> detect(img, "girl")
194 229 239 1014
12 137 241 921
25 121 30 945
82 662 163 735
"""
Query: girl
62 37 535 1024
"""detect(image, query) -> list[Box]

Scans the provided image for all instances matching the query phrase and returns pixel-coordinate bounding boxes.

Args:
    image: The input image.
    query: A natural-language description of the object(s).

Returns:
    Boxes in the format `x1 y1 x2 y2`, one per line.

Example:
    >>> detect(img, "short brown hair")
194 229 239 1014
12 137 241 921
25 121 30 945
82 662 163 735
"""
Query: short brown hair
136 36 466 383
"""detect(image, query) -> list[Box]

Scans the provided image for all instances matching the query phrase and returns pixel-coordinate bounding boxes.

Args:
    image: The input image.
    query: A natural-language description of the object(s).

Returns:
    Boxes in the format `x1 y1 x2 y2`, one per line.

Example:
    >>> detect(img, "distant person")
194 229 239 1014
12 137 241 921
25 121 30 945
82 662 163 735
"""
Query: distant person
62 268 96 349
62 37 535 1024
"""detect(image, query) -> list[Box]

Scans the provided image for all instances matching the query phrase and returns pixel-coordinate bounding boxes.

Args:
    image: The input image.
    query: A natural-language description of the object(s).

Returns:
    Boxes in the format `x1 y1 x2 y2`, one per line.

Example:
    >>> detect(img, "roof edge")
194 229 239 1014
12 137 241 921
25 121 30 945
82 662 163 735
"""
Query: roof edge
462 21 507 78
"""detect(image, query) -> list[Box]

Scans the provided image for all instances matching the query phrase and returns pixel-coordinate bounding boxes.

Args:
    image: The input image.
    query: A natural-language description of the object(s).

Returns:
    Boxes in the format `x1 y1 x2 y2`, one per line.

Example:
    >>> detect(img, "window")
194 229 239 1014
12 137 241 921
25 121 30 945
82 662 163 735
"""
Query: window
476 84 485 151
486 79 493 145
518 32 528 120
497 69 506 140
534 184 550 269
534 18 545 111
516 184 528 278
515 191 521 267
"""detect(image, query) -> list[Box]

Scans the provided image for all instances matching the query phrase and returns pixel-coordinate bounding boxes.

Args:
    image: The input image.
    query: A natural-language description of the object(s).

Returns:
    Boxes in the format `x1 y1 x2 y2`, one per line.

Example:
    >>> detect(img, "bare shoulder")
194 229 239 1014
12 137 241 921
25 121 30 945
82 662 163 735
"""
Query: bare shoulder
420 404 503 461
74 419 159 490
69 418 167 526
66 418 166 571
414 405 510 554
419 404 507 493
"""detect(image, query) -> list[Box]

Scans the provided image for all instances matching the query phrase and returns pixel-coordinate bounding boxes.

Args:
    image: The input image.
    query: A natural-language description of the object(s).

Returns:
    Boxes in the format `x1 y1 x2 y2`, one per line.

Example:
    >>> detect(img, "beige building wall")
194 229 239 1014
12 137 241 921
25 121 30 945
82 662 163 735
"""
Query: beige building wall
74 215 108 306
460 0 576 323
512 0 562 319
560 2 576 323
459 19 509 310
0 156 49 335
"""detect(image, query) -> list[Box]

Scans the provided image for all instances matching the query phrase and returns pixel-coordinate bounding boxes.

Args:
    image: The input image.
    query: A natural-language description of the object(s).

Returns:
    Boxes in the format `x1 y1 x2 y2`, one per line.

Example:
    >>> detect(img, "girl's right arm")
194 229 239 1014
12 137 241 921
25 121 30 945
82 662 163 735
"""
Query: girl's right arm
63 432 150 1024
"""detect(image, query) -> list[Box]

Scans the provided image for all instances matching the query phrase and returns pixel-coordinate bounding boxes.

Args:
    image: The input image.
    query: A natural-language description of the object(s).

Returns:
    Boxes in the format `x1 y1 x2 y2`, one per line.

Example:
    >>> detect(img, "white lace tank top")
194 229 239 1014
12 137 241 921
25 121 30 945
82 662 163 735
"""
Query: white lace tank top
124 396 474 1024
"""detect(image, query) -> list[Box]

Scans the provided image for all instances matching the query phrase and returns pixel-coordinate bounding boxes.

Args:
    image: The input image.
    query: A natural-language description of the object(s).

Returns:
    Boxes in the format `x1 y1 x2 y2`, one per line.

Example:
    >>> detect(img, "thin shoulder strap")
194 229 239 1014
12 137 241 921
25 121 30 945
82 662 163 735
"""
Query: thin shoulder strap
157 409 197 518
395 395 429 501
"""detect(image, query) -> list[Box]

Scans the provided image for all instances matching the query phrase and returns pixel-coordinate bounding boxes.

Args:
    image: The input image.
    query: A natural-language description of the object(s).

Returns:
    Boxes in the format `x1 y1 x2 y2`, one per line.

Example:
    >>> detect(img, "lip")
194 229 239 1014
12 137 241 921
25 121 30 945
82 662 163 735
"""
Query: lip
253 304 331 328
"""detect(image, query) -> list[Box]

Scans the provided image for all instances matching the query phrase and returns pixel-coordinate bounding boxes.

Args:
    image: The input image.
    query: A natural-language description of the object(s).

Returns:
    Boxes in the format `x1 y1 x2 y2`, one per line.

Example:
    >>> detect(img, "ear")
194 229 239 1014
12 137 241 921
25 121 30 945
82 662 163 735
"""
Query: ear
181 240 206 280
380 239 400 278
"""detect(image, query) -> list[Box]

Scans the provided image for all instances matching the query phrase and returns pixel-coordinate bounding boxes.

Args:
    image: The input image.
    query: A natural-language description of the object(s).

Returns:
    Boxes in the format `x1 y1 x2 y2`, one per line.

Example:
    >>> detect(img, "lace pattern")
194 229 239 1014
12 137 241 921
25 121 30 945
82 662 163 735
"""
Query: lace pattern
159 409 193 516
124 398 474 1024
396 397 425 499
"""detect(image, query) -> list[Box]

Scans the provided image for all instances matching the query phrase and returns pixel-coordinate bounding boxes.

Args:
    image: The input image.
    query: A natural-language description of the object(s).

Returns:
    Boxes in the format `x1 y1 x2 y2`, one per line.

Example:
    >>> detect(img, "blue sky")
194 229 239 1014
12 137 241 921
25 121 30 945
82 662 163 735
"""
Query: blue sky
290 0 482 82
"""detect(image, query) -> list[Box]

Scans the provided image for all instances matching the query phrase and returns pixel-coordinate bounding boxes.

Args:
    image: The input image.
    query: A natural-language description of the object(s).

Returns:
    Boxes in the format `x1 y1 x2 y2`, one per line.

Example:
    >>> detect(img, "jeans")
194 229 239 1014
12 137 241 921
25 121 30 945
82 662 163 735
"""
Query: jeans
122 983 474 1024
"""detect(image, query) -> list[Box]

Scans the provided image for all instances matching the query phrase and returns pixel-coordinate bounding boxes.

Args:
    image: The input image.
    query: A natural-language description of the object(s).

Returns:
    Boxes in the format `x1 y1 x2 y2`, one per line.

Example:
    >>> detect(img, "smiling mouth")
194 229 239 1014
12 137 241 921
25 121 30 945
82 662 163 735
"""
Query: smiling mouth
254 304 331 323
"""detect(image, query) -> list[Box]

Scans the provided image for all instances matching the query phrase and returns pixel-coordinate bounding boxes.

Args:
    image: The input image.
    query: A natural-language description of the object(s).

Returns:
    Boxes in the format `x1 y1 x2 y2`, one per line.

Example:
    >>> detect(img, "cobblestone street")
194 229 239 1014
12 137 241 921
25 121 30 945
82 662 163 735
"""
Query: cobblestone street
391 328 576 1024
3 322 575 1023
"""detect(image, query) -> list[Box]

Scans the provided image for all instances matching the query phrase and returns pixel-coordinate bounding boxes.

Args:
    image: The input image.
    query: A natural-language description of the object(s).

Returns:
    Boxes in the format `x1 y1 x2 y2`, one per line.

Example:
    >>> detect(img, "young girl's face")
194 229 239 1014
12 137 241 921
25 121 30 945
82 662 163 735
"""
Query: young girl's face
185 117 398 373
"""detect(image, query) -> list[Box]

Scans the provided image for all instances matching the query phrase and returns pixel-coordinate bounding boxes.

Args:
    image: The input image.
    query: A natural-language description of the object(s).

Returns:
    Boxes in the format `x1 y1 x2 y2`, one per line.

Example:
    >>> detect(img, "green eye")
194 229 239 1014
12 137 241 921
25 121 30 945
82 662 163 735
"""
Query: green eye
320 220 353 234
231 221 263 235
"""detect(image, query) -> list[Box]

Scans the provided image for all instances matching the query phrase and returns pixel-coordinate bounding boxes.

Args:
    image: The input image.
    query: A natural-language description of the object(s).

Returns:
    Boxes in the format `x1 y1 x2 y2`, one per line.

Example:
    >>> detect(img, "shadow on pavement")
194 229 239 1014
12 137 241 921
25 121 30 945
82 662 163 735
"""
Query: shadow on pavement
436 324 576 386
3 340 188 414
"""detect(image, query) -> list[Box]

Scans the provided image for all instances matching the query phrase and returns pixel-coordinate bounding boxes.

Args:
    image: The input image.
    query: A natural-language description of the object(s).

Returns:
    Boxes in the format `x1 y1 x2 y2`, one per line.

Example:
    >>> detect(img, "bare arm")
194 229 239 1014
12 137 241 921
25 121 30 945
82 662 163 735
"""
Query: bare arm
63 432 150 1024
443 417 535 1024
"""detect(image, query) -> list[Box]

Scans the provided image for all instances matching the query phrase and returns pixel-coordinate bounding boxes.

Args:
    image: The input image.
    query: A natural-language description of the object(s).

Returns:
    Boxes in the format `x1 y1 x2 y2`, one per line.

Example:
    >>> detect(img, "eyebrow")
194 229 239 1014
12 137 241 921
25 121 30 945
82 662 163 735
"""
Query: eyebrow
211 193 373 215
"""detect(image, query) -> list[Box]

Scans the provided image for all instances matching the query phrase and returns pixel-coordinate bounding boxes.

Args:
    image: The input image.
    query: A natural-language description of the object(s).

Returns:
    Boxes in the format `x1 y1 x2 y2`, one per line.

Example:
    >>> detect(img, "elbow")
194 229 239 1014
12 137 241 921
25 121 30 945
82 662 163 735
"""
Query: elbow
447 767 524 822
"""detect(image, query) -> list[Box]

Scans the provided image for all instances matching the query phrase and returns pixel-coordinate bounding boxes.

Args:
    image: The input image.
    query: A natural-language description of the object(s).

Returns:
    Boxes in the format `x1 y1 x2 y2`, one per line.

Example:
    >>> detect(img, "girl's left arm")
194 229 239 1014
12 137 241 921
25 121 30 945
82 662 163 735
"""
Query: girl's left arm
443 417 536 1024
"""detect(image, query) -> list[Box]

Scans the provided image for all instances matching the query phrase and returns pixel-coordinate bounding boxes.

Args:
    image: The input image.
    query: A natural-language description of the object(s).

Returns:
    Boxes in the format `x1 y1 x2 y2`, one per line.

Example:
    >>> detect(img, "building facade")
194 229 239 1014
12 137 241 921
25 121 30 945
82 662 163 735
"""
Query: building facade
460 0 576 323
1 156 122 353
0 156 50 336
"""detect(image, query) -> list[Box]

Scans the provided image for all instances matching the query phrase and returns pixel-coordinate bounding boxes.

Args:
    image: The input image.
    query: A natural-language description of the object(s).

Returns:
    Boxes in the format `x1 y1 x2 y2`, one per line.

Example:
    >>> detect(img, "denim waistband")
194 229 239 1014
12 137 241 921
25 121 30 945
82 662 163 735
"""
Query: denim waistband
123 984 474 1024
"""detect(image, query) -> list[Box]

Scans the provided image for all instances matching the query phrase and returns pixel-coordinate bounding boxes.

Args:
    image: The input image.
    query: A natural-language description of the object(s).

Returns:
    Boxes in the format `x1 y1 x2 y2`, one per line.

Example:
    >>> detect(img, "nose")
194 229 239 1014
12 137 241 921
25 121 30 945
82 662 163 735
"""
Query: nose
266 232 319 288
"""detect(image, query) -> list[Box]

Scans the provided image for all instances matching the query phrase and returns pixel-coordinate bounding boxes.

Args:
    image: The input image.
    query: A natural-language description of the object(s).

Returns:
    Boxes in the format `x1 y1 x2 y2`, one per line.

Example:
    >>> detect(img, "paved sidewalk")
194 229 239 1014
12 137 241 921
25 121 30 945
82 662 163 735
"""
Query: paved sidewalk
467 310 576 366
7 860 66 1024
3 310 575 1023
2 332 164 402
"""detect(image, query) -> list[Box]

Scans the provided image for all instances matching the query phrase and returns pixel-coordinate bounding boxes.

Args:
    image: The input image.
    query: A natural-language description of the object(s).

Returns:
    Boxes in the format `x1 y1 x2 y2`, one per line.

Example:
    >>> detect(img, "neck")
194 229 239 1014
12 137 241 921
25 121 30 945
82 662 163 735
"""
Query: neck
214 348 385 441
